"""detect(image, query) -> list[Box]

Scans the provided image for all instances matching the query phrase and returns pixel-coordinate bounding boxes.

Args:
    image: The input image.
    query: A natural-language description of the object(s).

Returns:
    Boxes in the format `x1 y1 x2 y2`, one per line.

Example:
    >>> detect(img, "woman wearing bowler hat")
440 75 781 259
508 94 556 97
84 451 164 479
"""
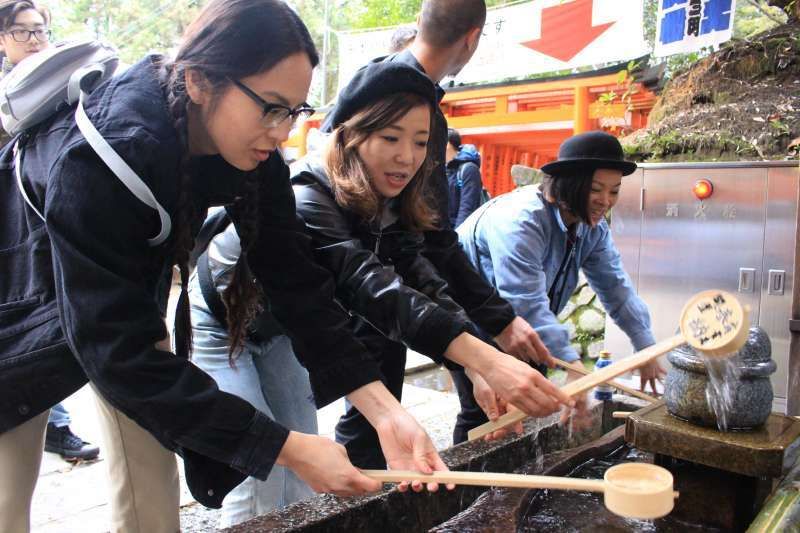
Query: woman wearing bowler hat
455 131 664 439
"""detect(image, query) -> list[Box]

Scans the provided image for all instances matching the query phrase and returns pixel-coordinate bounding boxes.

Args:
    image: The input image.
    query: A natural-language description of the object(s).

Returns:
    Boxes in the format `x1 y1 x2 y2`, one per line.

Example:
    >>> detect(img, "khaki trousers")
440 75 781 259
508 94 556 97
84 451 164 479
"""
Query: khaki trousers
0 411 48 533
93 388 180 533
0 392 180 533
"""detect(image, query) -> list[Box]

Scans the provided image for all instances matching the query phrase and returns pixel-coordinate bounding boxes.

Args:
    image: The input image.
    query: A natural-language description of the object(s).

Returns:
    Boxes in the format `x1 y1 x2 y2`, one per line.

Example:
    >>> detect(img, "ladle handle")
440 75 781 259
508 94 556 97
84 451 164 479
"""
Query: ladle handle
360 469 606 493
468 334 684 441
553 360 657 403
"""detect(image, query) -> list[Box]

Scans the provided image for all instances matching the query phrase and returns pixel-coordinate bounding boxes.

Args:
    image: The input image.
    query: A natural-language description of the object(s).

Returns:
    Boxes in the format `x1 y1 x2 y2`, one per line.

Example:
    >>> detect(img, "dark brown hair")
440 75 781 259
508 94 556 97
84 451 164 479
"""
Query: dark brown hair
325 92 439 232
418 0 486 48
542 173 593 224
0 1 50 31
165 0 318 361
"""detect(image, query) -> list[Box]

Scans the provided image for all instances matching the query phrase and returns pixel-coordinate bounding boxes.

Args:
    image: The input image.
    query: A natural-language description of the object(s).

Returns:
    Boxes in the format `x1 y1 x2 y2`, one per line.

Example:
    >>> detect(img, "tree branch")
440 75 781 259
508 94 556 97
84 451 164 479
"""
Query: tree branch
744 0 789 25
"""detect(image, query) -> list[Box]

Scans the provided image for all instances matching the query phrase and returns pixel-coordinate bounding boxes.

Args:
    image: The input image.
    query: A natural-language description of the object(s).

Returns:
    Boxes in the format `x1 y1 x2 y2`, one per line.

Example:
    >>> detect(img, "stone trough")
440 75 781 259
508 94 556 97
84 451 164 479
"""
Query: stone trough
224 396 646 533
224 393 800 532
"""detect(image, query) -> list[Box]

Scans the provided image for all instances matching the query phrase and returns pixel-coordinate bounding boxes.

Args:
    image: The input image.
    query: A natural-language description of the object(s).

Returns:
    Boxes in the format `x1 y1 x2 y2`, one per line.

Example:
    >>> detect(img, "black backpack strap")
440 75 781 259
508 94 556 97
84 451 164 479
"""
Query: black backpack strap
189 208 233 270
196 248 231 329
193 209 285 342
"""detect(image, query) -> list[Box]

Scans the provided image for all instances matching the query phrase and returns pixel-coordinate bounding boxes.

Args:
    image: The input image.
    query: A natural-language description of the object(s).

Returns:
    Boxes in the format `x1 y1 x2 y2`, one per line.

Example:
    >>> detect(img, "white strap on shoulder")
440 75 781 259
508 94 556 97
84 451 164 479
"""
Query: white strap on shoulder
75 91 171 246
13 141 46 222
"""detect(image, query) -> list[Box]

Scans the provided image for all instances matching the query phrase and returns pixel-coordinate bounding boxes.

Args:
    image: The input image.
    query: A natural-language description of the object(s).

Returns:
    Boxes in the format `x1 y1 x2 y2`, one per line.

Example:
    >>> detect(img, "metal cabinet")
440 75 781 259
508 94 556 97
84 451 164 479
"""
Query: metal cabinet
605 161 800 413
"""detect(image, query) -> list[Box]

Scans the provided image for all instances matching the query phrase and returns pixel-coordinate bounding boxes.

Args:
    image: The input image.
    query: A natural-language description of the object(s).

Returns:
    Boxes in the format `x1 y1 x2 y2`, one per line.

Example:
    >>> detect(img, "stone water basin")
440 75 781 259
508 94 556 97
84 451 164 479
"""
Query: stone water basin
225 397 800 532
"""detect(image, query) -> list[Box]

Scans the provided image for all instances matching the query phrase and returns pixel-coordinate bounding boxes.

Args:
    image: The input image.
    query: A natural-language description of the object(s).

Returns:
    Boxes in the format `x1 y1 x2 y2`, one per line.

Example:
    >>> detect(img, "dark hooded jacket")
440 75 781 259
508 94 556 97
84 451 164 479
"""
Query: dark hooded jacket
290 157 474 364
446 144 484 228
0 56 375 507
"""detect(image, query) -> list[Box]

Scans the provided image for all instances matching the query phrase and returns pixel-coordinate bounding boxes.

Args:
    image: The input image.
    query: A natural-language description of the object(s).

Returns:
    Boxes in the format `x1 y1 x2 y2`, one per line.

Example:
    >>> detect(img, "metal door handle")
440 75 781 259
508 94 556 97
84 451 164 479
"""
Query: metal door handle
738 268 756 292
768 270 786 296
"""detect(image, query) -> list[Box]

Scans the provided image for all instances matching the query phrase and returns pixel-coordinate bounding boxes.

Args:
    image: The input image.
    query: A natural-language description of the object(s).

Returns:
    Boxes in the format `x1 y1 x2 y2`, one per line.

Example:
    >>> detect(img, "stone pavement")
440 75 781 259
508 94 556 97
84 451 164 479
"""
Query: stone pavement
29 356 459 533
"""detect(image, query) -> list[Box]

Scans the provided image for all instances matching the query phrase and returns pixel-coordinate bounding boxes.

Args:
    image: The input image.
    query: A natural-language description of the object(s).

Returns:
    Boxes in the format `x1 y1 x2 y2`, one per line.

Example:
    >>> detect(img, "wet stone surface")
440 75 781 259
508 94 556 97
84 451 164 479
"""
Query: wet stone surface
225 398 646 532
625 402 800 478
433 425 745 532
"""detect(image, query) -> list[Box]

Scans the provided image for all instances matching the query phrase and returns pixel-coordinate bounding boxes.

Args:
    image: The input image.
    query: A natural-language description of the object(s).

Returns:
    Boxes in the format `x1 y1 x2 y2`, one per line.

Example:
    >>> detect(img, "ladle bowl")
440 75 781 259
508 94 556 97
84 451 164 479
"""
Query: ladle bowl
362 463 677 520
603 463 676 519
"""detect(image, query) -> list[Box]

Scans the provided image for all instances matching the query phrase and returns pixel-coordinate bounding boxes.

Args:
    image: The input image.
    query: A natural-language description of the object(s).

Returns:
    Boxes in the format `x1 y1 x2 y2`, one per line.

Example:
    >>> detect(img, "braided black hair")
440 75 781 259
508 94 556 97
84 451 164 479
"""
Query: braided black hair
164 0 318 361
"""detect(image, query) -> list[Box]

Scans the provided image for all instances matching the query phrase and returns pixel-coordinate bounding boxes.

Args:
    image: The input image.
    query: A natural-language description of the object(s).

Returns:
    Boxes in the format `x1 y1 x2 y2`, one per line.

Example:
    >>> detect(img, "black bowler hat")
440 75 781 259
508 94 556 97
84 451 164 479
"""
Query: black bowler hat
320 61 437 132
541 131 637 177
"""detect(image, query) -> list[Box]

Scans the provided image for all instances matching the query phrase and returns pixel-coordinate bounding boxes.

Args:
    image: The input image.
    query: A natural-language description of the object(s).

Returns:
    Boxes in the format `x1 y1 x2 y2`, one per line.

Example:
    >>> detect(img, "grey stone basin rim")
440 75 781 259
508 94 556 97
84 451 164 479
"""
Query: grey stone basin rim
667 348 777 378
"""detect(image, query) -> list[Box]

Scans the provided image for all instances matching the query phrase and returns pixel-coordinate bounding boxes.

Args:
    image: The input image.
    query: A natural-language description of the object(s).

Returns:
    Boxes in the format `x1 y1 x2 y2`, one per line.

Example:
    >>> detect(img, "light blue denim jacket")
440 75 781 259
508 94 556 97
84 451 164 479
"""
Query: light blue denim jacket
457 186 655 362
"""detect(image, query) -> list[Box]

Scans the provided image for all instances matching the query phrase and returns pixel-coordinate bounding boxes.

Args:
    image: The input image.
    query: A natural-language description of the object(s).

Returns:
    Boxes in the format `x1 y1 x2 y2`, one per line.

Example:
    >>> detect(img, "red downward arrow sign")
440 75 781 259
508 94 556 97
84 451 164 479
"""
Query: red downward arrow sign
521 0 616 62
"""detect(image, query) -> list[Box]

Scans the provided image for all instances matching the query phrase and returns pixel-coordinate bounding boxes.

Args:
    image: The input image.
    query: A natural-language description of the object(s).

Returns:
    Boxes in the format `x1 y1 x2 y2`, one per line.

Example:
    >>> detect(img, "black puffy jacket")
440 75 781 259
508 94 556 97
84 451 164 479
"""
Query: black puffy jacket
291 157 473 364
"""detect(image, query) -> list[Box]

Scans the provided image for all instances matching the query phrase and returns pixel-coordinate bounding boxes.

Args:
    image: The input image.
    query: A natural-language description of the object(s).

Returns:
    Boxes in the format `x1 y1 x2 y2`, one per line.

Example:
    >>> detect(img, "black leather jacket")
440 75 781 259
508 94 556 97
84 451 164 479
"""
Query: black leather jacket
0 56 375 507
291 158 473 365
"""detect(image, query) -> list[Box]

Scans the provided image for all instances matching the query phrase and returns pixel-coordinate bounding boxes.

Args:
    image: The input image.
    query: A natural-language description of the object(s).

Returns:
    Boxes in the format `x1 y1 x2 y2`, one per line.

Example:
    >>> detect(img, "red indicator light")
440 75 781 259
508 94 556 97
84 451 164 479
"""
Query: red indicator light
693 179 713 200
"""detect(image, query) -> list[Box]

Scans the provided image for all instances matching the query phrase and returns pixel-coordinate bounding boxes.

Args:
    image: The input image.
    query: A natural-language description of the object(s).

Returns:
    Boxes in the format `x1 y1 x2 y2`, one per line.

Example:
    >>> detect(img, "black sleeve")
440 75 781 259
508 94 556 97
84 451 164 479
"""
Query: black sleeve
46 137 288 490
293 177 470 362
424 169 516 337
425 121 517 337
241 157 384 407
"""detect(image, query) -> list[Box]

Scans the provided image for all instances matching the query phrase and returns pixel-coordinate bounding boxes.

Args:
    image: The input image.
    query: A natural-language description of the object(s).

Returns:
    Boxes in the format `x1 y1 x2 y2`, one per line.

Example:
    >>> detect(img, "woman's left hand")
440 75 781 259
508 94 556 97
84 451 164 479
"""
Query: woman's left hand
639 359 666 394
374 410 455 493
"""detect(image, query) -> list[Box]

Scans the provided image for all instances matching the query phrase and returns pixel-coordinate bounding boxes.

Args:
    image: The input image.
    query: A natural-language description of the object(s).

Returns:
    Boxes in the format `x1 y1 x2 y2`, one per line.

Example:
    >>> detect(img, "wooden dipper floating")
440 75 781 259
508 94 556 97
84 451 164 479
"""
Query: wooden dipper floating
362 463 678 520
467 290 749 441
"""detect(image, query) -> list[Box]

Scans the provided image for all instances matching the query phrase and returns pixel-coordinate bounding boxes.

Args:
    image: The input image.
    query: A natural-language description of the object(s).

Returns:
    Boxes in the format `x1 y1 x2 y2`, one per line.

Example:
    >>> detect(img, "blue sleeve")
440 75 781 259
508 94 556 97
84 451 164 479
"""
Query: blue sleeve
581 224 656 351
455 164 483 228
483 216 580 362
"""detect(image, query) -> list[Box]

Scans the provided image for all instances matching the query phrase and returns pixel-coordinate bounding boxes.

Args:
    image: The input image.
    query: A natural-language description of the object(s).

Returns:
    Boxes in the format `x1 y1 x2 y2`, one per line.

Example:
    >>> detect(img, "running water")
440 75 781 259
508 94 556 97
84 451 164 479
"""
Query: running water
703 355 742 432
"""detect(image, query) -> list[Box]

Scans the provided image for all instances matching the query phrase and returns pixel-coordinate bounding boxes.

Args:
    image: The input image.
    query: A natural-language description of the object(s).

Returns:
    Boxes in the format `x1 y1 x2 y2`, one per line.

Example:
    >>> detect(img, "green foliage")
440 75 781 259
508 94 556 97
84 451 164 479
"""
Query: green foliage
42 0 792 103
48 0 200 65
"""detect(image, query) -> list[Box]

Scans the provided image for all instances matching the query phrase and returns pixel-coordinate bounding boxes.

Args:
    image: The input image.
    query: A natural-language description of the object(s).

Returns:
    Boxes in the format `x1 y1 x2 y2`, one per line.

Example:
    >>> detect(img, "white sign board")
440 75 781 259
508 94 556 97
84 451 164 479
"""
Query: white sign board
654 0 736 57
336 0 649 90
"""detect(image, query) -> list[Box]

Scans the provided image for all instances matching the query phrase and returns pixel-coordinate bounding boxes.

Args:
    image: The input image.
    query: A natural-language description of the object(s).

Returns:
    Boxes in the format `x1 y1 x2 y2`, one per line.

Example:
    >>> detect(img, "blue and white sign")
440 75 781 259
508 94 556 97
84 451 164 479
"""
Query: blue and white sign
655 0 736 57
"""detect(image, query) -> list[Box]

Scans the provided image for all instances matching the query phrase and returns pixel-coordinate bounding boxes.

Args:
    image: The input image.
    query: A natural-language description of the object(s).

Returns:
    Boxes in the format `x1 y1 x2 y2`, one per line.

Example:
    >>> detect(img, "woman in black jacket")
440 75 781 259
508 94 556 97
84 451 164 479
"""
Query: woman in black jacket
0 1 432 530
291 61 574 469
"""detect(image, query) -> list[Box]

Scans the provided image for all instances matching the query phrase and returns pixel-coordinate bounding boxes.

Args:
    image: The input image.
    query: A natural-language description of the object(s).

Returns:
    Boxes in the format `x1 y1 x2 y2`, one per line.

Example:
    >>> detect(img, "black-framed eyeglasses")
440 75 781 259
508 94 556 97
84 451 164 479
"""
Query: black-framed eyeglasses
229 78 314 129
6 28 51 43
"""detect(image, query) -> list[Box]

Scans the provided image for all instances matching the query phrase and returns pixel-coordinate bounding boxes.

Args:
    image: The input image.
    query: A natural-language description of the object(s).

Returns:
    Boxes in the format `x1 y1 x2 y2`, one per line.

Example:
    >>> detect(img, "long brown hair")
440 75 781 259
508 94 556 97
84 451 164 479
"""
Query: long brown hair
325 92 439 232
164 0 318 361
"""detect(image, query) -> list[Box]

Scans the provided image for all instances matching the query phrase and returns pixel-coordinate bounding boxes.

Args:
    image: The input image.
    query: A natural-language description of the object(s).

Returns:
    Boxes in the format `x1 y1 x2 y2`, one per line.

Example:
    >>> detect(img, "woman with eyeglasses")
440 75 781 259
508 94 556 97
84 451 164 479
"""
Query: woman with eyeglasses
185 83 319 529
0 1 457 531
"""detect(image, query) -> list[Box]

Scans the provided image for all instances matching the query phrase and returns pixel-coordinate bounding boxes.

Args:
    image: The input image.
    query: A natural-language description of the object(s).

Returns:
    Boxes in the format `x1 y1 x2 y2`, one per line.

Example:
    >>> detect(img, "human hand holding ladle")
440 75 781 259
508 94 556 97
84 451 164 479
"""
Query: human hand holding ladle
467 290 749 441
360 291 748 520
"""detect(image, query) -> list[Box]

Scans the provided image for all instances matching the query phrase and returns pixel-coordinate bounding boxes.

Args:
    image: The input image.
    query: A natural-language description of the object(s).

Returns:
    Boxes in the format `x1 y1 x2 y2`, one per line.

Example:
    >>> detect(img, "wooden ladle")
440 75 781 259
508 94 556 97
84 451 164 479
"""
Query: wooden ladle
363 463 677 519
468 290 749 441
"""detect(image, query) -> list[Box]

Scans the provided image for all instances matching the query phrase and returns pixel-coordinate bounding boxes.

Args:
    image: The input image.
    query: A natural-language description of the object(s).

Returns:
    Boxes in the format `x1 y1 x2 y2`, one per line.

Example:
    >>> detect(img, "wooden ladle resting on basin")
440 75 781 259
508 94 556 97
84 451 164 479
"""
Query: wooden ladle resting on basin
467 290 750 442
362 463 678 520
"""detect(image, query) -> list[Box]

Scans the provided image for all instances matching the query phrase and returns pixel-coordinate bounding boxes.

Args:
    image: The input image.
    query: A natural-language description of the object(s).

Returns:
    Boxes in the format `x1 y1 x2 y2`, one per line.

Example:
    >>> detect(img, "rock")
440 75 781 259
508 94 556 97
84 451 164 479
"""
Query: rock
587 340 605 359
578 309 605 334
563 319 577 340
575 285 595 307
558 301 576 321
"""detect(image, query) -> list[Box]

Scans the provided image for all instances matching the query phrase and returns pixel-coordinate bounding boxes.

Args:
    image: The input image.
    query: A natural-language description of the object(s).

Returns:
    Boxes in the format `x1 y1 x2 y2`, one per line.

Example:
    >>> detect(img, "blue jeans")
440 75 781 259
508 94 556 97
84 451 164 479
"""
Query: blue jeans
190 304 317 528
48 402 71 428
